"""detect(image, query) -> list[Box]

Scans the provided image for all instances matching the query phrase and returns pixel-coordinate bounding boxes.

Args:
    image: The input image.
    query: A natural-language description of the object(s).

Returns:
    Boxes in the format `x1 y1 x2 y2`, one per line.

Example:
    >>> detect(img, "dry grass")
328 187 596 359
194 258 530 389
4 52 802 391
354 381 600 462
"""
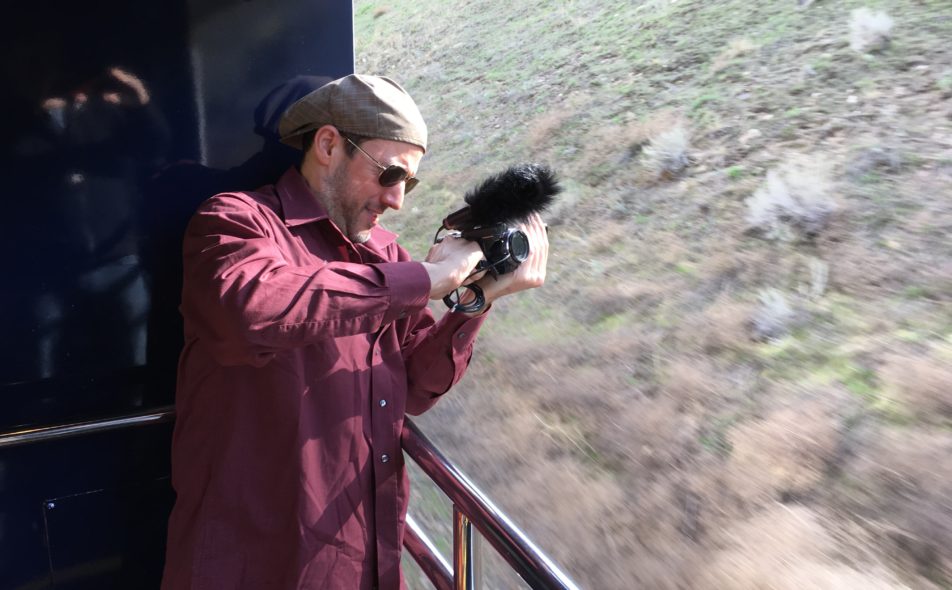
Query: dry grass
726 390 847 505
595 394 700 472
693 297 756 355
499 458 630 583
834 427 952 584
880 354 952 423
525 108 574 151
698 505 910 590
660 357 727 412
567 281 666 326
824 239 917 296
568 109 685 187
710 38 757 73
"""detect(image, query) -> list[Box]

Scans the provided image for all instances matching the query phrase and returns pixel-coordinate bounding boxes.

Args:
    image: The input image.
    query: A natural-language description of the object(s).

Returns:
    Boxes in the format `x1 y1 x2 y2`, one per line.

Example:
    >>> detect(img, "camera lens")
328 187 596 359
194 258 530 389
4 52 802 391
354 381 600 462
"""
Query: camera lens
508 230 530 262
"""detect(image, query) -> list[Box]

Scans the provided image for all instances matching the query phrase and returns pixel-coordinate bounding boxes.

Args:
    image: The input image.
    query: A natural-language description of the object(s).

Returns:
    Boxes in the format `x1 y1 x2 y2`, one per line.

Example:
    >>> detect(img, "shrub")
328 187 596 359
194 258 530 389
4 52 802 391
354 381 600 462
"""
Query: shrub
803 256 829 300
642 124 691 180
849 8 894 53
751 289 797 342
745 157 838 242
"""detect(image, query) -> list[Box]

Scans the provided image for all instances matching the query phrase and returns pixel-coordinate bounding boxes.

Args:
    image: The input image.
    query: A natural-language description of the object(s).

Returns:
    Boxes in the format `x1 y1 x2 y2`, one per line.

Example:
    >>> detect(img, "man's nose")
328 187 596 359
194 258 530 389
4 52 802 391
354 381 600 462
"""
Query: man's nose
381 184 404 210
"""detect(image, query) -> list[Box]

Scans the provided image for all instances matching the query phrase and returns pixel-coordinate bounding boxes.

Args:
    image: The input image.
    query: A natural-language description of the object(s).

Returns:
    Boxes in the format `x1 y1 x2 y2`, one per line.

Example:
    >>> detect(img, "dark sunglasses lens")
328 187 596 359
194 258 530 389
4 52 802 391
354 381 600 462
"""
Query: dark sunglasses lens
379 166 409 187
404 177 420 193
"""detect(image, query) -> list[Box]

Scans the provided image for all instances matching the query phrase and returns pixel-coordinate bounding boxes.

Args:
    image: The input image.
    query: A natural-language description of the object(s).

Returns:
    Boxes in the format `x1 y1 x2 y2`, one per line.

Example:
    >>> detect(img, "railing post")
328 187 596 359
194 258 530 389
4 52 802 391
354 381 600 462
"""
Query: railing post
454 506 474 590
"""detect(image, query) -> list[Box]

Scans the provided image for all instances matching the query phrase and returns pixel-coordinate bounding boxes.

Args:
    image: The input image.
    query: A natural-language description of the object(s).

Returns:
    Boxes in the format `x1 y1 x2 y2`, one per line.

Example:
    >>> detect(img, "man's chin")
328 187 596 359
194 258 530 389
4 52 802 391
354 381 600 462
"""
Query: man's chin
352 230 373 244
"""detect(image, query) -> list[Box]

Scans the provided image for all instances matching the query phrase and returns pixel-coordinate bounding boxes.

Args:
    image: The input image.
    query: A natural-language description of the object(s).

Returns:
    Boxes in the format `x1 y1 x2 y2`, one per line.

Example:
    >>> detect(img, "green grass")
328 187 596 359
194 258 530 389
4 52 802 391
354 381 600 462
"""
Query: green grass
673 261 698 276
691 92 722 112
594 311 632 333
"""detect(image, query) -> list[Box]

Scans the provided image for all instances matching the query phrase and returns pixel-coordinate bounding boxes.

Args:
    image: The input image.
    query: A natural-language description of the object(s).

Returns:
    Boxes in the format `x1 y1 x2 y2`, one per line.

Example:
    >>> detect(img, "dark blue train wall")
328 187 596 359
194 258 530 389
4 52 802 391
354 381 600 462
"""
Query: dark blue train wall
0 1 353 587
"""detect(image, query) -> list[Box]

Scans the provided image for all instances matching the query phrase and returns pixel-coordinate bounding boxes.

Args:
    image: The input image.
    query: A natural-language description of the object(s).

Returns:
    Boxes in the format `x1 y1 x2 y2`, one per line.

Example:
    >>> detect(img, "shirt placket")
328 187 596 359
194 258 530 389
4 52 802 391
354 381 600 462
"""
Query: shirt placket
368 325 401 589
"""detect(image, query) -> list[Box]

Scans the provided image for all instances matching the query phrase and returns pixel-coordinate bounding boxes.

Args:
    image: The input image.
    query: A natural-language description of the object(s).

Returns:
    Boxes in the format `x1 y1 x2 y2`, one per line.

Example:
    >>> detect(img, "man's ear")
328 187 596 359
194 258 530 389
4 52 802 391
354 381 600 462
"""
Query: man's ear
310 125 341 166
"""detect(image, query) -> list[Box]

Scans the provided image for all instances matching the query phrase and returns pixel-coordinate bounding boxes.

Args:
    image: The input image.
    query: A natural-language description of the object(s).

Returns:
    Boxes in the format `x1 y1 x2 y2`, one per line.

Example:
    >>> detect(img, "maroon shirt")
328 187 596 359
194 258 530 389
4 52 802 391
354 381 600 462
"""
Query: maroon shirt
162 168 487 590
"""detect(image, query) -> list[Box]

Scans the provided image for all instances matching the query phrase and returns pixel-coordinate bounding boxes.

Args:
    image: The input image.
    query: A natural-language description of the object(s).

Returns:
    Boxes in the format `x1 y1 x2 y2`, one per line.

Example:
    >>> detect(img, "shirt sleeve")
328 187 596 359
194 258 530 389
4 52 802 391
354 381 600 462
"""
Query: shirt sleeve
181 193 430 366
401 308 489 415
384 236 491 414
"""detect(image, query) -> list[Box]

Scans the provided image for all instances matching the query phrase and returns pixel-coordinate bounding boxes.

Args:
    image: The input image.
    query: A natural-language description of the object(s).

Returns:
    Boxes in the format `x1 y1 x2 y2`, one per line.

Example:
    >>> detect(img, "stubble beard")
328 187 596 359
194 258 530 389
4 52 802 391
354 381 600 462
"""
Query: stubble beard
323 162 373 244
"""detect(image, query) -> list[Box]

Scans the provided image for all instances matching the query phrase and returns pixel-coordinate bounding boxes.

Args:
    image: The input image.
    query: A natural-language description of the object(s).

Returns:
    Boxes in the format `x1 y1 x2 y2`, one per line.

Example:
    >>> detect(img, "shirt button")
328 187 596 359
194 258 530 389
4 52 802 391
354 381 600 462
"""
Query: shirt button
381 454 390 463
379 399 387 408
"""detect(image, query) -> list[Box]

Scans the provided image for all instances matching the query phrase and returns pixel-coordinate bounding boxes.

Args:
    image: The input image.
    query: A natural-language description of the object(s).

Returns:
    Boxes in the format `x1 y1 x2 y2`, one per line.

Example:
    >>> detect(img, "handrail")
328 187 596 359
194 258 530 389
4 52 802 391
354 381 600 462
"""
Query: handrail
404 514 454 590
0 405 176 448
0 408 581 589
401 418 580 590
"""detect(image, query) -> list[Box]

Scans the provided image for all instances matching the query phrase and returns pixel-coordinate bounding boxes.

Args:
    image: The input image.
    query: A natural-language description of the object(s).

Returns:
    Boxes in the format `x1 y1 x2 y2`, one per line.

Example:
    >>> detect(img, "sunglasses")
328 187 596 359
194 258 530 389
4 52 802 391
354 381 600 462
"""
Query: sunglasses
344 137 420 194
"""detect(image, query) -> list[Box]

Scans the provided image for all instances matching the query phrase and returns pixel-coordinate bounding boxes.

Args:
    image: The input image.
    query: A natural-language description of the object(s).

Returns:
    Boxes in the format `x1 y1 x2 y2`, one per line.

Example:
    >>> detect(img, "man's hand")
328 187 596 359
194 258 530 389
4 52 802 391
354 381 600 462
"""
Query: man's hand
103 67 151 106
470 212 548 305
421 235 485 299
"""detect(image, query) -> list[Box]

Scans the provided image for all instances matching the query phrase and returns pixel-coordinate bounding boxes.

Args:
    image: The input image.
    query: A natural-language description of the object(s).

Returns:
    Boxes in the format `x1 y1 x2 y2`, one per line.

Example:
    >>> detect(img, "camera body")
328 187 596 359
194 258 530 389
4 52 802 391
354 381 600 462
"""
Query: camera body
459 223 531 277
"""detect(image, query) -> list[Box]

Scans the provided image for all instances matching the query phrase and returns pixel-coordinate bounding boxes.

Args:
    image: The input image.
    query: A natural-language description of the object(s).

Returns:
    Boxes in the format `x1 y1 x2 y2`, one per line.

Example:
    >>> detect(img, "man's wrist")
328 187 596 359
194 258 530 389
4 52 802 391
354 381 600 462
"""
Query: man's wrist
455 286 492 317
421 261 451 299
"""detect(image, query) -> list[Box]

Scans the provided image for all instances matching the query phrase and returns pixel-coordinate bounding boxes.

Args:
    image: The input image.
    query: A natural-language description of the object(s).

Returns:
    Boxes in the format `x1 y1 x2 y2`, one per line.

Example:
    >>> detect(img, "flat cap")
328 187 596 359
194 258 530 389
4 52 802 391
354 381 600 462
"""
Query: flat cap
279 74 427 152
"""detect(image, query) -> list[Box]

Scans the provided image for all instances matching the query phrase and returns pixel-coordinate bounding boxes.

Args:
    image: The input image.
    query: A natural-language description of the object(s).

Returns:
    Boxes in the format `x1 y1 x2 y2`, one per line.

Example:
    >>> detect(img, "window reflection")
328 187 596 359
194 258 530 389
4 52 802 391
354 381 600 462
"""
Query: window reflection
5 65 170 382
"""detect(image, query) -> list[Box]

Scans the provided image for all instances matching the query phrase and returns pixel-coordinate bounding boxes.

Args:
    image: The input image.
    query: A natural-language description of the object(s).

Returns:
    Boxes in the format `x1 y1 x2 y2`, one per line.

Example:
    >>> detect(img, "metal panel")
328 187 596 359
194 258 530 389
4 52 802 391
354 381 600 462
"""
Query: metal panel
1 0 353 586
43 481 174 589
1 423 175 589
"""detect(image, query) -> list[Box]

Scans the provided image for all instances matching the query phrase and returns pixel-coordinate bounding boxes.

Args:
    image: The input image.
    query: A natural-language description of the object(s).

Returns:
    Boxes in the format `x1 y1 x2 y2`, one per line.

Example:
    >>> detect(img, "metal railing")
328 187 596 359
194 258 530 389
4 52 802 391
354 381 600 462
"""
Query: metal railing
0 409 580 590
401 419 580 590
0 405 177 449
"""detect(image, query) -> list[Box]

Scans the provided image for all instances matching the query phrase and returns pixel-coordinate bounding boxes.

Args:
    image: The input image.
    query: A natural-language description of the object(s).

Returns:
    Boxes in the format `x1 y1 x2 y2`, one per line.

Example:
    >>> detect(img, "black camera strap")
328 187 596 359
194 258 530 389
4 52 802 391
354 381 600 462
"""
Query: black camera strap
443 284 486 314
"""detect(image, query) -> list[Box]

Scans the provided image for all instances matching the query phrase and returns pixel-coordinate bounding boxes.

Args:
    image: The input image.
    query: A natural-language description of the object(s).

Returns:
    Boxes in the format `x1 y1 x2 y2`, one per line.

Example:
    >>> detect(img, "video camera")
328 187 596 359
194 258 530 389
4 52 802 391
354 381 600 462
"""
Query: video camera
435 163 560 313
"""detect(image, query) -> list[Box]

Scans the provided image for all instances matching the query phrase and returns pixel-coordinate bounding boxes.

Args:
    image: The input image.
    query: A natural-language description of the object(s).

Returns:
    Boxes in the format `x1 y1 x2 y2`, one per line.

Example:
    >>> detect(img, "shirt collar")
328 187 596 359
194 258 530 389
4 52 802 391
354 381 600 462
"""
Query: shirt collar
275 166 399 248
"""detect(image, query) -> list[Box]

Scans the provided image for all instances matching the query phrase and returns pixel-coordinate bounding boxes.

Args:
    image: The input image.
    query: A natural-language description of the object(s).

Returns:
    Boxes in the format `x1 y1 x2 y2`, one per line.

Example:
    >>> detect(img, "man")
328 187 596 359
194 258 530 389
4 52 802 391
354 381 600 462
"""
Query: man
162 74 548 589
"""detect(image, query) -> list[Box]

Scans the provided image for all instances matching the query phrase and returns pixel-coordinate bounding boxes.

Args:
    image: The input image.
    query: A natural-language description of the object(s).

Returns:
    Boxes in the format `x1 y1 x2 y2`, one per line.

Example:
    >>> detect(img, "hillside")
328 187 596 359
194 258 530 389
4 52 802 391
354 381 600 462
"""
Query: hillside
354 0 952 588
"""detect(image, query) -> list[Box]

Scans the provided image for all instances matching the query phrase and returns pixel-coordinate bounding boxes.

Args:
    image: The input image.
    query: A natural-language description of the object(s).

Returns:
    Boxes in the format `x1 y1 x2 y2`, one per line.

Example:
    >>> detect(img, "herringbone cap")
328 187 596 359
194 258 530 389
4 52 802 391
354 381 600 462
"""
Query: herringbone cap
278 74 427 152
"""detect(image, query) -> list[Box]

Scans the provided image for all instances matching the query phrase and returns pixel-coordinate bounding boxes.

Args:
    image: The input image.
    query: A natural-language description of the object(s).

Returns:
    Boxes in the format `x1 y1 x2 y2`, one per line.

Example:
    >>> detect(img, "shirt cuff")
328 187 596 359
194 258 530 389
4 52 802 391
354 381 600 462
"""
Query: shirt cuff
444 308 489 354
374 261 430 324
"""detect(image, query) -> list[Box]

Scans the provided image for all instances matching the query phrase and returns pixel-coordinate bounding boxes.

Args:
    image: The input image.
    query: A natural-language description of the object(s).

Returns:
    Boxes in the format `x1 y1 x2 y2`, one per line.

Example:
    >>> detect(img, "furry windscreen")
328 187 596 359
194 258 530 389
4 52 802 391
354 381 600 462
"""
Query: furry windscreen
463 164 561 226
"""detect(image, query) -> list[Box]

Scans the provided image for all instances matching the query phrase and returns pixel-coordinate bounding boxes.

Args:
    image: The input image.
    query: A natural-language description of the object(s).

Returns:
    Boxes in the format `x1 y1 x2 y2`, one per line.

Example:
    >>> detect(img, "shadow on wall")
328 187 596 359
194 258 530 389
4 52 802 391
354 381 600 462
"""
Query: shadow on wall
143 75 333 390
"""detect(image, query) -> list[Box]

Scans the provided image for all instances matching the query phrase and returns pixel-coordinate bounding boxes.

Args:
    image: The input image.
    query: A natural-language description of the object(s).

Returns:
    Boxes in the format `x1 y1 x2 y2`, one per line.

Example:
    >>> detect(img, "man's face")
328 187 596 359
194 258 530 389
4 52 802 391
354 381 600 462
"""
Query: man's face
323 138 423 244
